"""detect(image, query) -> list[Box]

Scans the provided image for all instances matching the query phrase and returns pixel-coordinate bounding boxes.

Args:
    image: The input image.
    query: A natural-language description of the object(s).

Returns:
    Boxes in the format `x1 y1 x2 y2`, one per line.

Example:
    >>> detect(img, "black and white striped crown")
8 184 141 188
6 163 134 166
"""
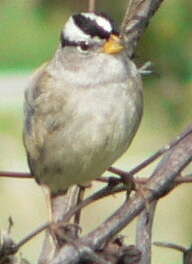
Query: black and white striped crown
61 12 118 47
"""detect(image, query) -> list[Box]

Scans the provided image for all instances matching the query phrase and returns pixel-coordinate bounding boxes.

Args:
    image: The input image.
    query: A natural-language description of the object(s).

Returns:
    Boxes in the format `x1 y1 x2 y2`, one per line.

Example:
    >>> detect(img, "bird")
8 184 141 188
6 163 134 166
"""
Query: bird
23 12 143 216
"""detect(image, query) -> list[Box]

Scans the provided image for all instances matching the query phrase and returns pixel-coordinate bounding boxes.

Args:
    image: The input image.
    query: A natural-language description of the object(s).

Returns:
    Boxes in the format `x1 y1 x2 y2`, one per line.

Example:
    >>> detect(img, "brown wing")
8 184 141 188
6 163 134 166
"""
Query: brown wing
23 62 53 178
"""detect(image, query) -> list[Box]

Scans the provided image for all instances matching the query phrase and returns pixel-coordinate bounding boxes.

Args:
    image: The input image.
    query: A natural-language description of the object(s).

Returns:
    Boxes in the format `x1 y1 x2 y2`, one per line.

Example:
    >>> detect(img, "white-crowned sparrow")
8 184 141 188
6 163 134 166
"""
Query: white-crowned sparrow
23 12 143 196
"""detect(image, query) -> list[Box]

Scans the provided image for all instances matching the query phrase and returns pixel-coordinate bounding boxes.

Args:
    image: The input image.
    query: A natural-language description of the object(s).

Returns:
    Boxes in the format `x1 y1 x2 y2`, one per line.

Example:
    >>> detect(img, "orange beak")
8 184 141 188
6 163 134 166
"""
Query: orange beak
103 34 124 54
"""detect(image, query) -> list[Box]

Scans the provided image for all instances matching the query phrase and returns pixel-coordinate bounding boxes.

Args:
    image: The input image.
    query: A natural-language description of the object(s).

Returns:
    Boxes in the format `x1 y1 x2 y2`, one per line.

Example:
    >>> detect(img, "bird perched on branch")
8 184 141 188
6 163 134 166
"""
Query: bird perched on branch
23 12 143 218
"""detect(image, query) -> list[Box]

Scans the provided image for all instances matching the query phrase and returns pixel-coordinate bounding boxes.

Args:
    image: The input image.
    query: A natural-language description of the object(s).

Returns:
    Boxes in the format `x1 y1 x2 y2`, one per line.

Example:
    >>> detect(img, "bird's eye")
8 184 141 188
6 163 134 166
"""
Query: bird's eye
81 42 89 50
77 42 89 53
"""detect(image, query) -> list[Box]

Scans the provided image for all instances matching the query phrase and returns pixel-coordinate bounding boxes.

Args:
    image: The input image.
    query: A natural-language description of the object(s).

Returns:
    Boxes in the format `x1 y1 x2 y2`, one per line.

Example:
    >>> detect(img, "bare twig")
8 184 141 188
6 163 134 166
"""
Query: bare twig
120 0 165 57
136 201 157 264
14 223 49 252
74 186 86 226
97 175 192 185
154 241 187 253
61 173 192 224
0 172 31 178
109 126 192 178
1 182 128 257
61 182 127 223
88 0 96 12
1 182 126 259
0 221 49 260
153 242 192 264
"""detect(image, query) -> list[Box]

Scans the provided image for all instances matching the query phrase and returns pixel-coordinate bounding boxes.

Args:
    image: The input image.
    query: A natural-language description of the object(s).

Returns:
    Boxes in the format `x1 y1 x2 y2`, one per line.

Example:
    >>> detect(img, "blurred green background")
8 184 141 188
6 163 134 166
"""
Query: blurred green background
0 0 191 263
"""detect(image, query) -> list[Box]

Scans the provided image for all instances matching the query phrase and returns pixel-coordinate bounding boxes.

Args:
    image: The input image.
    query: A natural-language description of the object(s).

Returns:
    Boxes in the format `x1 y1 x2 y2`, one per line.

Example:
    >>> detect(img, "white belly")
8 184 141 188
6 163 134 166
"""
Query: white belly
36 81 142 193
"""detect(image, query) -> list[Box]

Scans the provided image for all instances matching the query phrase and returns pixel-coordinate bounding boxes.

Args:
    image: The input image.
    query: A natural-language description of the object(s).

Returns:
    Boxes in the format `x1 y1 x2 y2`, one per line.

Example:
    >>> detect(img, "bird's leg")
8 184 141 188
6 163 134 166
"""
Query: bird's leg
41 185 53 222
108 167 135 199
120 173 135 200
49 186 81 248
118 172 151 213
39 185 81 257
74 185 87 226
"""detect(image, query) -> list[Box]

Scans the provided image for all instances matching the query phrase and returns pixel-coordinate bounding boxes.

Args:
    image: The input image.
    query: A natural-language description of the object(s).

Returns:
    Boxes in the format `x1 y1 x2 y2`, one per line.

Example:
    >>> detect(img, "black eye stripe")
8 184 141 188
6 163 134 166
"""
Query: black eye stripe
73 14 112 39
60 34 92 49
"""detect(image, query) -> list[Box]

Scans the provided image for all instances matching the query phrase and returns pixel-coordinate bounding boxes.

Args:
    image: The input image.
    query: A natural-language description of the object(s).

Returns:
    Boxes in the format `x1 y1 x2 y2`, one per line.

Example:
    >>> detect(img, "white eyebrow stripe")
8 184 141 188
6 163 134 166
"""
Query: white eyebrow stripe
82 13 112 32
63 17 90 42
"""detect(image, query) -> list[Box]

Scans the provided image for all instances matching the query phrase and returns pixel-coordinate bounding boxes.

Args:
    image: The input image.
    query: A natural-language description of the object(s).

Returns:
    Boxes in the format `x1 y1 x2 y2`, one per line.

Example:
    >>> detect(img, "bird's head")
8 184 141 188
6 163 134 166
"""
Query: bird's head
60 12 124 56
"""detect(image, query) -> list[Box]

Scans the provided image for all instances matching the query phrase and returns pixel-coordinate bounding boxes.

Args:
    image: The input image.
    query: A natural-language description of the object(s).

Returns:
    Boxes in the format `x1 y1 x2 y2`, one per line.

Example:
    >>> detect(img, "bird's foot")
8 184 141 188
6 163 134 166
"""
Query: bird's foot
107 172 135 200
49 222 81 248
